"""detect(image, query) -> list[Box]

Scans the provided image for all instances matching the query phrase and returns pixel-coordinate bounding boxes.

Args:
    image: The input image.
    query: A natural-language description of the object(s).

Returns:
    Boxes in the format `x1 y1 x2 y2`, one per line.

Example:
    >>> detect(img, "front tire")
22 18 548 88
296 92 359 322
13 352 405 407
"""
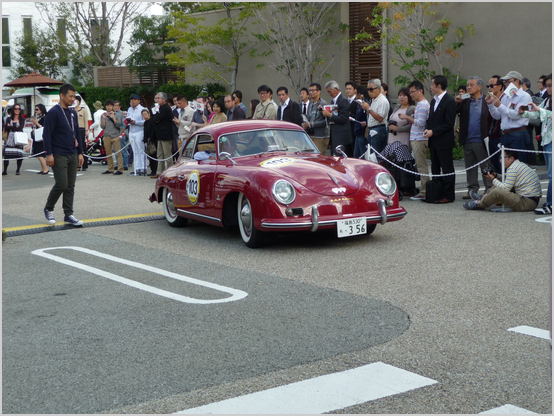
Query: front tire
163 187 188 227
237 193 265 248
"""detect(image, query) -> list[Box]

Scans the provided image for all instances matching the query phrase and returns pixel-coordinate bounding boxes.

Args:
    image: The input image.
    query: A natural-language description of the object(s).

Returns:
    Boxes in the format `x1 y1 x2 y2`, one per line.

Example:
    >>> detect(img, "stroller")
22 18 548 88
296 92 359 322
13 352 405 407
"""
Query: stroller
84 130 107 166
378 141 420 200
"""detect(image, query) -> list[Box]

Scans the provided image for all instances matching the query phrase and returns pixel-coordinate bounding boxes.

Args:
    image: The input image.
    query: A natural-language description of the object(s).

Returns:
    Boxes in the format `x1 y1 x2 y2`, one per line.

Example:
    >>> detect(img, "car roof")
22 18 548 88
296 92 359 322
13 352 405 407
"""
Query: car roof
196 120 305 137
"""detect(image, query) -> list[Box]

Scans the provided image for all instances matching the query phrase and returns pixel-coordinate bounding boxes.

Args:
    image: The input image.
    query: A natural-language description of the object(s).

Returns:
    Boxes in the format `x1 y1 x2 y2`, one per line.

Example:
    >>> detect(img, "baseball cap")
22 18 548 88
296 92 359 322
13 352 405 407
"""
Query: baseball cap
130 94 140 100
500 71 523 81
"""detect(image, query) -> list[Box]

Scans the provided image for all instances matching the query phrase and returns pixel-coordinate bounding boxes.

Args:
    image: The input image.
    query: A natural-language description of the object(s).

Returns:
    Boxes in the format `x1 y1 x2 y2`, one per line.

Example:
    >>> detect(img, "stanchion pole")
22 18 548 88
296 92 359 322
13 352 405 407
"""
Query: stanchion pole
491 145 513 213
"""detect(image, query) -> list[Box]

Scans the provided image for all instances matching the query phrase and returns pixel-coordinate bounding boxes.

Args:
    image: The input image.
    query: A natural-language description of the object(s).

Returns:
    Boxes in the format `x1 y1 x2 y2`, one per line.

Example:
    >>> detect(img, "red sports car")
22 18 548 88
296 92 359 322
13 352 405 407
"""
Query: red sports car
149 120 407 247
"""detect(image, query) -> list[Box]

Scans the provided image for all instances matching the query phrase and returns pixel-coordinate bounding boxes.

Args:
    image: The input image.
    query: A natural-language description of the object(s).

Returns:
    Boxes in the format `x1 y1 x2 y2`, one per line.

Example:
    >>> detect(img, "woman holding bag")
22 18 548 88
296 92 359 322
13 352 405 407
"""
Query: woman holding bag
3 105 25 176
31 104 48 175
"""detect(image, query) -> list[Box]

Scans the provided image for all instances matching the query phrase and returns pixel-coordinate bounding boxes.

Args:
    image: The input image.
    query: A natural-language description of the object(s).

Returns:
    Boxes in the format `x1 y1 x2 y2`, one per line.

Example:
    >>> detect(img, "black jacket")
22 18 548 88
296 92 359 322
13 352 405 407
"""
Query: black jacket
276 100 302 126
456 95 489 146
153 103 174 141
328 93 352 146
427 93 456 150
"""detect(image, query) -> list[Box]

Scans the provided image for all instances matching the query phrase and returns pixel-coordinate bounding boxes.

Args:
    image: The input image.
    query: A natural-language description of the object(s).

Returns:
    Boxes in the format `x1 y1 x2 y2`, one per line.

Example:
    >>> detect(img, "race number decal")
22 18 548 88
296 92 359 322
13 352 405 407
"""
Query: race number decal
187 170 200 205
260 157 297 168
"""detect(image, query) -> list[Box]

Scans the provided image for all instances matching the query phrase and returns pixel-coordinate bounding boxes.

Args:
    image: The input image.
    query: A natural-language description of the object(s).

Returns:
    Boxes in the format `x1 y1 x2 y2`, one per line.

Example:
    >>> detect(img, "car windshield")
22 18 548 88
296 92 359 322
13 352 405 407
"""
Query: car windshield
218 129 318 158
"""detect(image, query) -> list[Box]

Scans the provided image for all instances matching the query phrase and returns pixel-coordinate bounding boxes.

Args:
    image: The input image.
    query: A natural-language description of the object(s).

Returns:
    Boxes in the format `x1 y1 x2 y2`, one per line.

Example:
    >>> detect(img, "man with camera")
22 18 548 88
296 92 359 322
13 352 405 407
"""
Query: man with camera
463 149 541 211
100 99 123 175
456 76 492 198
303 83 329 156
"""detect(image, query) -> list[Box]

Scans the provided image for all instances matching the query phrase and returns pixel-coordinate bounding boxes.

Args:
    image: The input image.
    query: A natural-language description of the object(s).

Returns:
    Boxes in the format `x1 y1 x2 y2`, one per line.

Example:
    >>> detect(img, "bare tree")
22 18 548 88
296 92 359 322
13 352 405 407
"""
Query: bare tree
251 2 347 96
35 2 149 83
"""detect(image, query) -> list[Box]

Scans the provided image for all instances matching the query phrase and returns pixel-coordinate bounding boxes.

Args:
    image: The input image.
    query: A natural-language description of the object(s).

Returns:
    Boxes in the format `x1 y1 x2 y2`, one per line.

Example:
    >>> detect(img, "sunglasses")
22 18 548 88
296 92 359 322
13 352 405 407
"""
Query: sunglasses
14 107 21 110
367 87 377 92
486 84 501 88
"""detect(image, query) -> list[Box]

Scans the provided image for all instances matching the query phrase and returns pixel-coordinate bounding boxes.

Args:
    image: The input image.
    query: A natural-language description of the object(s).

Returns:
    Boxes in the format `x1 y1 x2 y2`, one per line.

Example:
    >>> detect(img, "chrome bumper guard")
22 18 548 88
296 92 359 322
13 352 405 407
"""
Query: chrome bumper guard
262 199 405 230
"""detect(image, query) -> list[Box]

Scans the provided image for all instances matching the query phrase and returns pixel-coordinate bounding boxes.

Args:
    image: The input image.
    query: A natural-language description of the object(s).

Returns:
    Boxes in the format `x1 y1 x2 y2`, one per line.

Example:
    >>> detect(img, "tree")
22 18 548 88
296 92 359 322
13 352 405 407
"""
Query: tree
35 2 149 85
352 2 474 92
9 24 64 80
126 15 180 87
250 2 347 97
167 3 257 92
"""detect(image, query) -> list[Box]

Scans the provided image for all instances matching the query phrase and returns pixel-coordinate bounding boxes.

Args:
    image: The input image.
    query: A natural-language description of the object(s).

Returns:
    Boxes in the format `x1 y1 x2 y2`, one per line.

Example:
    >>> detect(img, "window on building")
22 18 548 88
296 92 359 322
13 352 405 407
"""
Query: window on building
2 17 10 67
90 18 107 46
23 16 32 40
57 18 68 67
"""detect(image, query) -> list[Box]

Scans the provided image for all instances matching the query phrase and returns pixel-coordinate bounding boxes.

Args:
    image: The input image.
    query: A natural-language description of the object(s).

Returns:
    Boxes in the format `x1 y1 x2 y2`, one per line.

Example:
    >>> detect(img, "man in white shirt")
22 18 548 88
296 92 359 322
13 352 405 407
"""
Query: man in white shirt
173 95 195 149
126 94 146 176
299 88 310 118
486 70 530 164
360 79 390 154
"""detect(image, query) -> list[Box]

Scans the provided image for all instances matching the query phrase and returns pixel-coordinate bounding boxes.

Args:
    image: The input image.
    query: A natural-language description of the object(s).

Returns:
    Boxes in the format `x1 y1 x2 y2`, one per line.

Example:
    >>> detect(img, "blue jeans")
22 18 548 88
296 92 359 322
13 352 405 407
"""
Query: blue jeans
368 125 388 154
501 129 528 164
120 136 129 168
544 141 552 205
354 135 368 158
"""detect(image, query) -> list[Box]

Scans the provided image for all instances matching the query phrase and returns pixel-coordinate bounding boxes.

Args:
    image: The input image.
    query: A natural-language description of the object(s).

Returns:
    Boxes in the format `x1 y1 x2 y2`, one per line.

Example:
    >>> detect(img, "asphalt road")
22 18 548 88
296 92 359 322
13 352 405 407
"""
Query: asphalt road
2 159 552 414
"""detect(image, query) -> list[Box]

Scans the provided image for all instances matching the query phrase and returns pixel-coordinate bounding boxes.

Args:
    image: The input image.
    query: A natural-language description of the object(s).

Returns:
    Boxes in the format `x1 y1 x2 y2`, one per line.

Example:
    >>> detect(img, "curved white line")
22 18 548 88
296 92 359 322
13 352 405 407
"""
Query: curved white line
31 246 248 304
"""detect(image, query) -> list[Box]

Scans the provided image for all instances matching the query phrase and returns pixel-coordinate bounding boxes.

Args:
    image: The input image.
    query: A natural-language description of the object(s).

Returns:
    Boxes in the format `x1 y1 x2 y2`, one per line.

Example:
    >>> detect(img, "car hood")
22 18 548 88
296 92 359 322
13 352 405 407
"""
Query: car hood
253 154 360 196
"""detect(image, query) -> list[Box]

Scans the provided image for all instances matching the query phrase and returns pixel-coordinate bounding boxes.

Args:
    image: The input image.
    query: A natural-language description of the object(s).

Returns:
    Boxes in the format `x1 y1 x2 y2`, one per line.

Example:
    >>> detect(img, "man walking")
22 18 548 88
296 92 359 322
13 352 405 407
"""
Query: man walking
424 75 456 203
43 83 85 226
126 94 146 176
322 80 352 156
152 92 174 178
456 76 492 198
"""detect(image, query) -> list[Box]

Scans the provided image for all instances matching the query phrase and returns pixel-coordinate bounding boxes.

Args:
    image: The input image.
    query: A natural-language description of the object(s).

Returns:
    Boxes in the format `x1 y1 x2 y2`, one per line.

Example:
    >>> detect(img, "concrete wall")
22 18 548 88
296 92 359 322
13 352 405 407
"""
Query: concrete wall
384 2 552 97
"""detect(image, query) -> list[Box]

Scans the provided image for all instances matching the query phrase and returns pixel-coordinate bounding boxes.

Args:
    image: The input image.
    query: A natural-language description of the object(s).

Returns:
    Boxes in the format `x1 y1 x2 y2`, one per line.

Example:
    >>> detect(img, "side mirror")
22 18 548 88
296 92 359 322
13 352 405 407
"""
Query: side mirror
219 151 237 165
335 145 347 158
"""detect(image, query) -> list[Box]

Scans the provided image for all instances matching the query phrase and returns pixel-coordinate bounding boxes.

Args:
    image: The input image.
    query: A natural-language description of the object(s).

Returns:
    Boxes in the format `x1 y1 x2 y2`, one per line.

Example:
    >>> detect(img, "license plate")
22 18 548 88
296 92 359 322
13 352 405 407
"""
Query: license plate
337 217 367 238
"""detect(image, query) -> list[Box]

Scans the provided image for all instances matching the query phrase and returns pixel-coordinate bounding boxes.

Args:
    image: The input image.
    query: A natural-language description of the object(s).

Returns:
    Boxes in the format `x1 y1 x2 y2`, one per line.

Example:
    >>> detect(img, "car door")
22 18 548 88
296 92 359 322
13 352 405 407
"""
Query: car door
174 134 218 223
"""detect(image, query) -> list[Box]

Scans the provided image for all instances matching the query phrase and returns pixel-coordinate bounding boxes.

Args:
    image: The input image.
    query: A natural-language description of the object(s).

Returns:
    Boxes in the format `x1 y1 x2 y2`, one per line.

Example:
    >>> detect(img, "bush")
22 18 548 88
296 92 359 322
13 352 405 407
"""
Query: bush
426 143 464 161
78 82 227 109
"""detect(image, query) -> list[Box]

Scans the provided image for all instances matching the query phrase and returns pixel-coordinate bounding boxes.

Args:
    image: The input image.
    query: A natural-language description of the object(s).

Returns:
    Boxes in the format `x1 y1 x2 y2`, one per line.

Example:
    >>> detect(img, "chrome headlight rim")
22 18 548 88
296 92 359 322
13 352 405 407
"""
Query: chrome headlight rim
272 179 296 205
375 171 397 197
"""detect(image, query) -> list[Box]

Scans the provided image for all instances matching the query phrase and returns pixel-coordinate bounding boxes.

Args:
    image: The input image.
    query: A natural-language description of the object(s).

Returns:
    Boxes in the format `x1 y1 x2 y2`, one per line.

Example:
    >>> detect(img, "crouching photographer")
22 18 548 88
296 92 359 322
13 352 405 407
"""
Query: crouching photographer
463 149 542 211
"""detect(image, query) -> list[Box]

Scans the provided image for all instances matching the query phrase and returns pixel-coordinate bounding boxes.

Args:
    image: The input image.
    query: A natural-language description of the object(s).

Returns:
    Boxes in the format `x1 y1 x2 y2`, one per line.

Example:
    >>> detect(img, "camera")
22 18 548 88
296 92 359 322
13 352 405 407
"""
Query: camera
318 106 323 112
481 163 496 176
388 120 398 135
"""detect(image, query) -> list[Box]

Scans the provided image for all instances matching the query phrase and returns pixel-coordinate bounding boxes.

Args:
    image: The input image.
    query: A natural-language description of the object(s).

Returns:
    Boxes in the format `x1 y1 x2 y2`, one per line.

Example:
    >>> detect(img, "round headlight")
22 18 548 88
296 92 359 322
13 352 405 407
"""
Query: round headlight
272 180 296 205
375 172 397 196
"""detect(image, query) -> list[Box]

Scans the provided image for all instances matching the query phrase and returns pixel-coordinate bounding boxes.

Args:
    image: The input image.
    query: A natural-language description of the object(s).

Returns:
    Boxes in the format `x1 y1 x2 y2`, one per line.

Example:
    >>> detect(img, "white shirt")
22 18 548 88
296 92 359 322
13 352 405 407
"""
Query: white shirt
433 91 447 112
367 93 390 127
488 87 529 130
280 98 290 120
126 104 145 134
331 92 342 105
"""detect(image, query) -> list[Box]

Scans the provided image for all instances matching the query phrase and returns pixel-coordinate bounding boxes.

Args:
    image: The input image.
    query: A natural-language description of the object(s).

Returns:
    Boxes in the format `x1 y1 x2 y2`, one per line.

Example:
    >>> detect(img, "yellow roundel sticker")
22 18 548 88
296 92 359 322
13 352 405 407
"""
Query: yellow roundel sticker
187 170 200 205
260 157 297 168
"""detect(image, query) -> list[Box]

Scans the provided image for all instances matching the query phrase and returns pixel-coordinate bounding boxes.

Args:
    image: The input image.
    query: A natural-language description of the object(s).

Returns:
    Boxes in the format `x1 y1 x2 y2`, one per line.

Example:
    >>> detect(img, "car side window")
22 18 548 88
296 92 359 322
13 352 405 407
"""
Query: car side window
182 137 196 160
196 134 215 153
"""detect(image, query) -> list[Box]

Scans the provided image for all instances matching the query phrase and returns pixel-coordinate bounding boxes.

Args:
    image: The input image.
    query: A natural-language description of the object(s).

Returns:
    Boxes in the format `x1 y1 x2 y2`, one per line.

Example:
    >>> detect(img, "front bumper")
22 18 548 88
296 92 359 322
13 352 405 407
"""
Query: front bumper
261 200 407 231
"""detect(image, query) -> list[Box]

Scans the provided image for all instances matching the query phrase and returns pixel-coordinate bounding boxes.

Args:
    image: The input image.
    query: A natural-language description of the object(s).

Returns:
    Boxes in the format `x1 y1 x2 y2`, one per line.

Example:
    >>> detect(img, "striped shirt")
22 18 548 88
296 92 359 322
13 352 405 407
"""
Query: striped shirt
492 159 541 198
410 99 430 141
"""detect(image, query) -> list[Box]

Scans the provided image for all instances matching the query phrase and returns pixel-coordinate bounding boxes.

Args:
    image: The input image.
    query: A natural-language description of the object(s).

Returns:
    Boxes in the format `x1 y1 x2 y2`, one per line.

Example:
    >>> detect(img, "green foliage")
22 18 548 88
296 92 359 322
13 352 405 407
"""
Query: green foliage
78 83 227 108
352 2 474 93
9 24 65 80
126 15 180 86
2 229 6 242
426 142 464 160
167 3 258 91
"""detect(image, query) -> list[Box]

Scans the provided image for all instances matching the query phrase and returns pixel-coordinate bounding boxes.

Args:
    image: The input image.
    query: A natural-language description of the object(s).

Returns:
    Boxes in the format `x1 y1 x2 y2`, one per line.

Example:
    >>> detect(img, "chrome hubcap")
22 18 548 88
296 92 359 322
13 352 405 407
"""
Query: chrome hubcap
240 200 252 234
166 191 176 218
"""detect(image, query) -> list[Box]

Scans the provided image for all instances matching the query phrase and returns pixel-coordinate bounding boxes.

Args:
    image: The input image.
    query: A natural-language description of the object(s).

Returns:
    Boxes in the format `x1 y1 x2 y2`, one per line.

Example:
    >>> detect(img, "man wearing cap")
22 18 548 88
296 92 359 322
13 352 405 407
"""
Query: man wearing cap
126 94 146 176
485 71 530 164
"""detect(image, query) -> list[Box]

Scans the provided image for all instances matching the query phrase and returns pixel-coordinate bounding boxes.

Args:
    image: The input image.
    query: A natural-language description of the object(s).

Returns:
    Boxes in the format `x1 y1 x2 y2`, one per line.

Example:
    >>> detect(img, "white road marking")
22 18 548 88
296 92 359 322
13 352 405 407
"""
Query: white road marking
535 216 552 223
480 404 536 414
31 246 247 304
174 362 437 414
507 326 551 340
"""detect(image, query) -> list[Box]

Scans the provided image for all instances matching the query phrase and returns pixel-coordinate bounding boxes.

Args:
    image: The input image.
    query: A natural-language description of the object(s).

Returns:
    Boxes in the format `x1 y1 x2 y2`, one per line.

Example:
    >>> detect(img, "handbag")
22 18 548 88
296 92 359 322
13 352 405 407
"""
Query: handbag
146 140 157 156
15 131 29 145
34 127 44 142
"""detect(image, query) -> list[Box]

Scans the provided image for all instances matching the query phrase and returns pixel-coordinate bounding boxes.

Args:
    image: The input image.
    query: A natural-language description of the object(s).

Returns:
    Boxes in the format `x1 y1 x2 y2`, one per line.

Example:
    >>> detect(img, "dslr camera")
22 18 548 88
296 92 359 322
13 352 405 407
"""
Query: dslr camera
481 163 496 176
388 120 398 135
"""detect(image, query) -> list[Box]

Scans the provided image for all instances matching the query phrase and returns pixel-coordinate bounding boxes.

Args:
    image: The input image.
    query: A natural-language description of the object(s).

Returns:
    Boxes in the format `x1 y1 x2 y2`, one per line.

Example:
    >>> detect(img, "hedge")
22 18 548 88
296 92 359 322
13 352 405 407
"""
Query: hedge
78 82 227 109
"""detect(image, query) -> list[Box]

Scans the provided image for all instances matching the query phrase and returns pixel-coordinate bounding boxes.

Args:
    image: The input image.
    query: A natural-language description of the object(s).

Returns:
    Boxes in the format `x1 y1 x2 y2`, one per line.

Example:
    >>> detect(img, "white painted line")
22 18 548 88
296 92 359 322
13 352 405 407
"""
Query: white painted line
174 362 437 414
535 216 552 223
480 404 536 414
32 246 247 304
508 326 551 340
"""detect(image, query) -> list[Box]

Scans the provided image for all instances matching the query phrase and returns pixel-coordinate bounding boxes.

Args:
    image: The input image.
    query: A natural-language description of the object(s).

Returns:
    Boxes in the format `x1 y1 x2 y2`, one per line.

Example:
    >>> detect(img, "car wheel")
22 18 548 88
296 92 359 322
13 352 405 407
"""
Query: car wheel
163 187 187 227
367 224 377 235
237 193 265 248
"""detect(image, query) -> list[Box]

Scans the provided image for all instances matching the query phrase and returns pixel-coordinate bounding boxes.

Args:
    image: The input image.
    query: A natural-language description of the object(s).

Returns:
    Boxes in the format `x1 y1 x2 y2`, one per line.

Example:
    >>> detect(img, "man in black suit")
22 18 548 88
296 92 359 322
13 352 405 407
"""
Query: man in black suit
424 75 456 203
276 87 302 126
345 81 359 145
152 92 174 178
322 80 352 156
456 76 492 198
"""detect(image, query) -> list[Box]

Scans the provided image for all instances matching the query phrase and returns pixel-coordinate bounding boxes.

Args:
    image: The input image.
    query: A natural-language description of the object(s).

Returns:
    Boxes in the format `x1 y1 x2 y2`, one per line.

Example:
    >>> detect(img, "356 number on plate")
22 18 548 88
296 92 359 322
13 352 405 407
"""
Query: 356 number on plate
337 217 367 238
